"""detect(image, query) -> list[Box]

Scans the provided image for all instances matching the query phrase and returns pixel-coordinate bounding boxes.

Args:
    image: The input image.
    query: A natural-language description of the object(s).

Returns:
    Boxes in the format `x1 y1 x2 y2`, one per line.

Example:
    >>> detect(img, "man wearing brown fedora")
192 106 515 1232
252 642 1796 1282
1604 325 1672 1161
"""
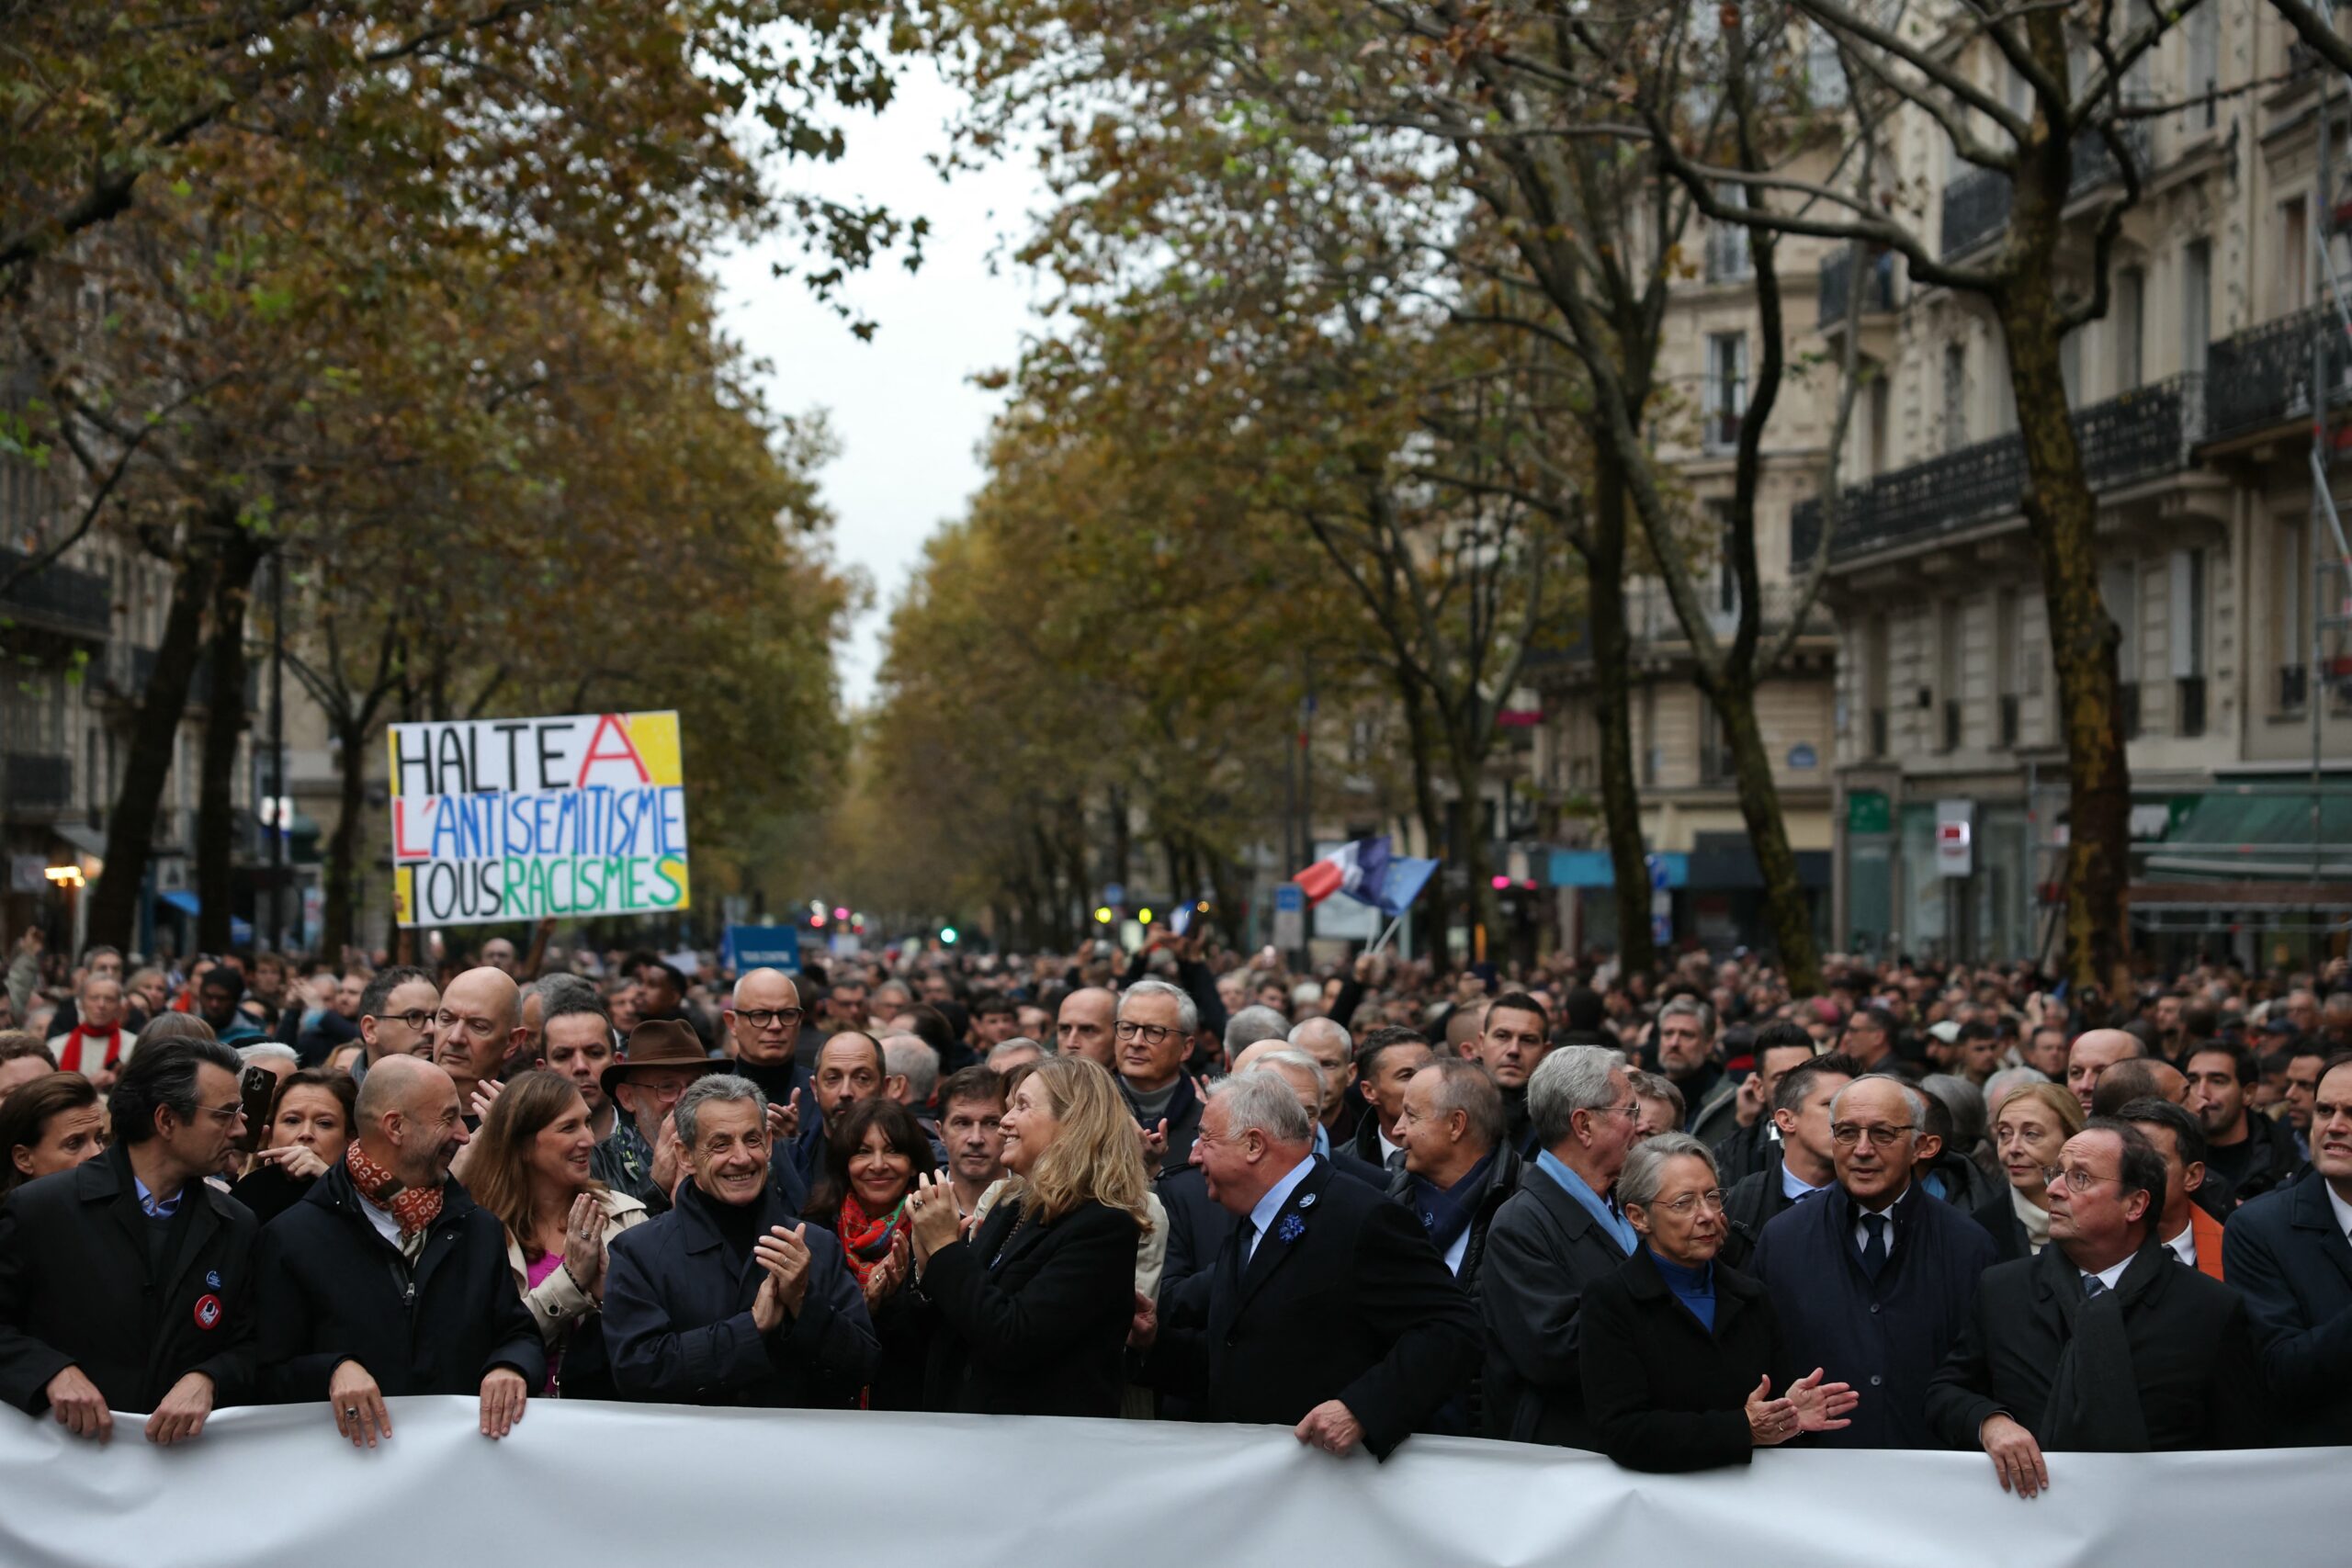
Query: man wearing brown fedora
593 1021 808 1215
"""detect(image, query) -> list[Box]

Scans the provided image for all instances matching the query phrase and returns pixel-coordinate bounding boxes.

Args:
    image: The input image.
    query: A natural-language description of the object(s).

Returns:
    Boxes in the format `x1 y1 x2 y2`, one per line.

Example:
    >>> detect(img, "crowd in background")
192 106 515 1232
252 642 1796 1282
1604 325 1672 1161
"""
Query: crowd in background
0 919 2347 1491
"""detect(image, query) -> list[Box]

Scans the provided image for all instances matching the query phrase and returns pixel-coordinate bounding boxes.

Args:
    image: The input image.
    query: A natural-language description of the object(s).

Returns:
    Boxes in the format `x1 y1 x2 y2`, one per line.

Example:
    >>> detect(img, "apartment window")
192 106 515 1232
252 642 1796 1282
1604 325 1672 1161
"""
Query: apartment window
1942 342 1969 453
2187 3 2220 128
1995 590 2022 748
1806 23 1847 107
2124 0 2155 102
2103 559 2141 737
2278 519 2312 709
2183 239 2211 377
1704 332 1748 451
2283 197 2312 314
1866 372 1891 478
1864 615 1891 758
2115 267 2144 390
1936 598 1963 752
2169 547 2208 737
2060 327 2082 410
1707 186 1753 281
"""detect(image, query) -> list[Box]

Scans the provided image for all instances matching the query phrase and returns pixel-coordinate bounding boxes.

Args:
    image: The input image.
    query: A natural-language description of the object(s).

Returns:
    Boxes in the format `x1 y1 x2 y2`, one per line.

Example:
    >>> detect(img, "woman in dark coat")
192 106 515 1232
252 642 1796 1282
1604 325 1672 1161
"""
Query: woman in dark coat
805 1097 936 1411
904 1055 1148 1417
1579 1134 1858 1472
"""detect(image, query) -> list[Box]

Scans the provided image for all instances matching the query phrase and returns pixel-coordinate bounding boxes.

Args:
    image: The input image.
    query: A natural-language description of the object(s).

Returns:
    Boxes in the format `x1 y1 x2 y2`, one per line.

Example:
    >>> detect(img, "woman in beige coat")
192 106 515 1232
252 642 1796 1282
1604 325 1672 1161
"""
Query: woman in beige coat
470 1069 650 1398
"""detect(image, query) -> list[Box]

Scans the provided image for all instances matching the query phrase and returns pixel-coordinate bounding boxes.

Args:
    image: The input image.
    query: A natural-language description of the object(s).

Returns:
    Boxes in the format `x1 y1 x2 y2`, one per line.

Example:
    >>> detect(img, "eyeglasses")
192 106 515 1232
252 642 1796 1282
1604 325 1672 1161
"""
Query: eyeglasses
1652 1189 1727 1215
2040 1165 2122 1193
1114 1021 1176 1045
1830 1122 1912 1148
196 1101 247 1126
1600 1100 1641 1122
738 1008 804 1030
379 1009 435 1033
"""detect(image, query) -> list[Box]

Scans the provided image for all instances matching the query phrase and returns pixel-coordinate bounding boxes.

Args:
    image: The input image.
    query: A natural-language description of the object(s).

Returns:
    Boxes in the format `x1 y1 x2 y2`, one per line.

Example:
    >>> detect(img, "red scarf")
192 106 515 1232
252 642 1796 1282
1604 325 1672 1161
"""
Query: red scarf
345 1143 445 1239
55 1025 125 1076
835 1190 906 1286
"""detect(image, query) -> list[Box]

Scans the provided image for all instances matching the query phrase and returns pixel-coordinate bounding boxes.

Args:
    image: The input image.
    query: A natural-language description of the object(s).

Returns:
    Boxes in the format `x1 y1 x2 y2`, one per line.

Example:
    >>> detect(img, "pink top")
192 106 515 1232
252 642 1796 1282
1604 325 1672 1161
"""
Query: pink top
525 1253 567 1394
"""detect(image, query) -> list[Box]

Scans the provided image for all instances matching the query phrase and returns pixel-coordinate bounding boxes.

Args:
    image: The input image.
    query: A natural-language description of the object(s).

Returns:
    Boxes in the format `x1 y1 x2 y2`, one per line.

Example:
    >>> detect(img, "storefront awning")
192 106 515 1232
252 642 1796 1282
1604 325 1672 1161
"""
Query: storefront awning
2142 790 2352 880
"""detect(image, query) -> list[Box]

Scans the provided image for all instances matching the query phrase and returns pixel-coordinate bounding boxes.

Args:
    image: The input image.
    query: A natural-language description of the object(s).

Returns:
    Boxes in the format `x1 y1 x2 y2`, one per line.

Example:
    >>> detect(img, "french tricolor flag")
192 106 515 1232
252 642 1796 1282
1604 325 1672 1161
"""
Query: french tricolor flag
1293 836 1440 916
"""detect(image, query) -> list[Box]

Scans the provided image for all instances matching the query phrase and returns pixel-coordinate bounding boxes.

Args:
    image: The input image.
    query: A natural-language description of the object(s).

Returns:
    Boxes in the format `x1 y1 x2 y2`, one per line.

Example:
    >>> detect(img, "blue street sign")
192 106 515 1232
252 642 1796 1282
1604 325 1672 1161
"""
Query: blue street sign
723 925 802 975
1274 884 1306 912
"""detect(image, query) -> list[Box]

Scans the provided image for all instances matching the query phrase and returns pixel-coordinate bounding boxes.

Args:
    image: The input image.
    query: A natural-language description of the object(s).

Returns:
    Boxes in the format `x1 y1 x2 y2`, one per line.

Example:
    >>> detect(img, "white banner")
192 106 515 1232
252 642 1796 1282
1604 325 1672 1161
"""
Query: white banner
0 1398 2338 1568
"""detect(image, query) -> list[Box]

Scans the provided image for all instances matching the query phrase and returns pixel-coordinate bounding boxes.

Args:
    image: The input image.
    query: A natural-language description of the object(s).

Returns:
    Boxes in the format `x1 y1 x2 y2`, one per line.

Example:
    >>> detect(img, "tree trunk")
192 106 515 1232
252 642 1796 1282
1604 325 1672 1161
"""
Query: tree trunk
85 536 218 952
195 529 266 953
2002 276 2131 989
1588 451 1657 974
1449 746 1501 961
1396 681 1453 971
320 711 368 962
1711 675 1823 988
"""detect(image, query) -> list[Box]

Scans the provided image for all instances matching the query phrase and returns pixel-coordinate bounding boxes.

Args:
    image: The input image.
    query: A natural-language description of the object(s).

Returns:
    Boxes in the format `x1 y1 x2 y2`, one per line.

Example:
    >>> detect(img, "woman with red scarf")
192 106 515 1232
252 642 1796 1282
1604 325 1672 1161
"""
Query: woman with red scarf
805 1097 935 1409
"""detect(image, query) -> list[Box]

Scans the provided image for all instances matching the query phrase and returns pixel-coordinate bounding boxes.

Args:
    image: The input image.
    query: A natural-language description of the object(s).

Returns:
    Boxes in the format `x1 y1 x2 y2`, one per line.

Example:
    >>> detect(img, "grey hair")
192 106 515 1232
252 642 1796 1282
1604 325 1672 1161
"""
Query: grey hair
673 1073 768 1151
1224 1004 1289 1055
1528 1044 1627 1147
1617 1134 1718 1213
1232 1006 1288 1053
236 1042 300 1067
1251 1047 1328 1104
1288 1015 1353 1055
1121 977 1199 1035
1213 1069 1314 1146
1983 1066 2051 1115
1918 1073 1988 1147
883 1035 941 1101
528 972 599 1009
1657 996 1714 1037
986 1037 1044 1066
1831 1074 1928 1132
1418 1057 1507 1149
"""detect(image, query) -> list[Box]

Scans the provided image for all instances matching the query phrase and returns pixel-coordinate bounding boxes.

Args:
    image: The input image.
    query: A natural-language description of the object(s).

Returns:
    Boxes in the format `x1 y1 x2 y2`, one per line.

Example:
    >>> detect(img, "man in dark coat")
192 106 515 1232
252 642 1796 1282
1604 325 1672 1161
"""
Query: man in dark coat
2222 1054 2352 1444
603 1073 876 1407
0 1038 256 1444
1387 1057 1521 1434
2186 1043 2303 1207
1929 1120 2265 1496
1720 1054 1857 1269
255 1055 544 1446
1117 980 1207 1172
1145 1070 1476 1459
1750 1075 1995 1449
1476 1044 1640 1447
1712 1026 1826 1186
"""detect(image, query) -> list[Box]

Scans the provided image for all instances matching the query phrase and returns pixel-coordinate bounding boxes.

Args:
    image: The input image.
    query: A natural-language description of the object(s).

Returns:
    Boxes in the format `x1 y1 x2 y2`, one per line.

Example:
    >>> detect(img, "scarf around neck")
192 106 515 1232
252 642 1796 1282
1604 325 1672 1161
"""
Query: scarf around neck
836 1189 907 1284
2012 1184 2052 1255
56 1024 126 1075
345 1143 445 1240
1409 1151 1498 1258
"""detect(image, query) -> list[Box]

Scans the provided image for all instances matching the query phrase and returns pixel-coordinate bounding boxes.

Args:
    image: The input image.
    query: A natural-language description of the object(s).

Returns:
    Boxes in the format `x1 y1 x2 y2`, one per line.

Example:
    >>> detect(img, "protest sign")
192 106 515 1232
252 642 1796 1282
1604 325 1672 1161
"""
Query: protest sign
389 711 687 927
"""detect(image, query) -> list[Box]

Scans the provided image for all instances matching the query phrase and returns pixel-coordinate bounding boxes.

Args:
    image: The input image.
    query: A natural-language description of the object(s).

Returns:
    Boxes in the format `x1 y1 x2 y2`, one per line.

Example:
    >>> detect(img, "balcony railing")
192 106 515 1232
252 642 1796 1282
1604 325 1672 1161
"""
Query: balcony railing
4 752 71 810
1791 373 2199 567
1818 250 1899 329
2203 304 2352 444
0 548 109 637
1940 123 2150 260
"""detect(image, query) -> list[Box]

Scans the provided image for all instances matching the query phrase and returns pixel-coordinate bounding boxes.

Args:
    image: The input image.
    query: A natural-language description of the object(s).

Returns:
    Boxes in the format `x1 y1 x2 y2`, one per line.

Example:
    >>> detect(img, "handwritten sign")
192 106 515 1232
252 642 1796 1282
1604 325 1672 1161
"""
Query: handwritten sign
389 711 688 927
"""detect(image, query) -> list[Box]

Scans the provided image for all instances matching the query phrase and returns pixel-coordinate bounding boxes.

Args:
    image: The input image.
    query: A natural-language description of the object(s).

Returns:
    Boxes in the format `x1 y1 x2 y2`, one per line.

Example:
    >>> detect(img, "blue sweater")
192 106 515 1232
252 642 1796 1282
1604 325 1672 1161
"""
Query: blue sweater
1748 1182 1995 1449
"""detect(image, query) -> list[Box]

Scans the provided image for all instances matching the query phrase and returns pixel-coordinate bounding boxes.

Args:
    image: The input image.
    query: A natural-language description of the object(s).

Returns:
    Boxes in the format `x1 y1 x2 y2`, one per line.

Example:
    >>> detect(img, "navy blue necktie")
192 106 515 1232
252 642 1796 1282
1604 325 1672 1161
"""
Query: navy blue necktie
2083 1273 2108 1298
1859 1213 1889 1280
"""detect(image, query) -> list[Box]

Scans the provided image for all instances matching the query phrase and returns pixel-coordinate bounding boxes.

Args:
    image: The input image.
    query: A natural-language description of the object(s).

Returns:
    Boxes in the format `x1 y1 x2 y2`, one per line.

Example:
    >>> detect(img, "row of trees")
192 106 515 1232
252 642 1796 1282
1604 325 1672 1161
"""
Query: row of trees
846 0 2254 987
5 1 902 954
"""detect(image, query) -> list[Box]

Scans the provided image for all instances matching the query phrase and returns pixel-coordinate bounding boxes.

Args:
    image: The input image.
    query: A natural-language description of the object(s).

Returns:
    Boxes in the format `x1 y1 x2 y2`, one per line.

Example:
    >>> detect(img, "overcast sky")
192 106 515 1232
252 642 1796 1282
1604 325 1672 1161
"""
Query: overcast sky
713 60 1048 710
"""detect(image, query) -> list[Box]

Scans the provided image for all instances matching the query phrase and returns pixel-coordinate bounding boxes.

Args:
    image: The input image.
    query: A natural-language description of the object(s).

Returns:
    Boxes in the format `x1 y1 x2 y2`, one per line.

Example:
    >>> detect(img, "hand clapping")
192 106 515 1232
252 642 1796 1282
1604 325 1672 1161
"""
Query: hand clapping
906 1170 962 1262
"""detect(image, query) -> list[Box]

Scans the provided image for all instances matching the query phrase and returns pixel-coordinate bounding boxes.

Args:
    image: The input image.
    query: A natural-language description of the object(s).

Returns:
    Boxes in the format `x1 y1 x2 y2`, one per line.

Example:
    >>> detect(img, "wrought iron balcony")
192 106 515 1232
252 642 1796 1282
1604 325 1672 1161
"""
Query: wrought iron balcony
1940 123 2151 260
0 548 109 637
1791 373 2199 568
2203 304 2352 444
4 752 72 811
1817 250 1898 329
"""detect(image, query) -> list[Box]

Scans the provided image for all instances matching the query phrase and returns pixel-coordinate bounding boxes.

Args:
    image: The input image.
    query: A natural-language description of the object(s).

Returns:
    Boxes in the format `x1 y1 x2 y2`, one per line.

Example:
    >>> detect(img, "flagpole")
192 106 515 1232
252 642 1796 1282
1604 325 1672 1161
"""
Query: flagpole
1365 911 1407 957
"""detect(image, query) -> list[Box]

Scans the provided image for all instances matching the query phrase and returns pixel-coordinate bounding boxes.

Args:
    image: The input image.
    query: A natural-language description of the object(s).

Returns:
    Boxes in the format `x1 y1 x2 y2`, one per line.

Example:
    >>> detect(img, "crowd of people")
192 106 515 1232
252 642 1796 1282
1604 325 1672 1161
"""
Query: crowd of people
0 922 2347 1491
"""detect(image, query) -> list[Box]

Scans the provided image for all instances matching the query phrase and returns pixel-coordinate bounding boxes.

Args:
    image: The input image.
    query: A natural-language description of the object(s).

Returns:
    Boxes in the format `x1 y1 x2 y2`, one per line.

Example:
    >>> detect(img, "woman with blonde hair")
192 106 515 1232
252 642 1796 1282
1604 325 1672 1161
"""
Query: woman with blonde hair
904 1053 1149 1416
469 1068 649 1398
1972 1080 2086 1262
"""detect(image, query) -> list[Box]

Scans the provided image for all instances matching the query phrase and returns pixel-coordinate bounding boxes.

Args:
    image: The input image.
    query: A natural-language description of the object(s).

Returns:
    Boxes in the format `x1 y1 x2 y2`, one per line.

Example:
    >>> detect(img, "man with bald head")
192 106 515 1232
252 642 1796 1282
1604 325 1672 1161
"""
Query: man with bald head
1287 1017 1361 1141
1750 1075 1997 1448
431 967 528 1118
1229 1041 1386 1187
2066 1029 2144 1118
1056 987 1117 1066
256 1055 543 1447
728 968 813 1126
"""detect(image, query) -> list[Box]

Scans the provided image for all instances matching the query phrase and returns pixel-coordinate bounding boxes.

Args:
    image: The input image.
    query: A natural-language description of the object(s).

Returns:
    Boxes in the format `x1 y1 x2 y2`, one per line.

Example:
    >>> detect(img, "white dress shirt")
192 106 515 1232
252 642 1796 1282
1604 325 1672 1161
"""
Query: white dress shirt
1245 1155 1316 1266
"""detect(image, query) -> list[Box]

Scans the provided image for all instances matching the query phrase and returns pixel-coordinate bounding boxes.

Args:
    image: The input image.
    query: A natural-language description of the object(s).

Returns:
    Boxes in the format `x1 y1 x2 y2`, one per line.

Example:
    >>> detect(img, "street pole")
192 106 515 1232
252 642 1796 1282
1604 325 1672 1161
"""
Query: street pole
269 556 287 952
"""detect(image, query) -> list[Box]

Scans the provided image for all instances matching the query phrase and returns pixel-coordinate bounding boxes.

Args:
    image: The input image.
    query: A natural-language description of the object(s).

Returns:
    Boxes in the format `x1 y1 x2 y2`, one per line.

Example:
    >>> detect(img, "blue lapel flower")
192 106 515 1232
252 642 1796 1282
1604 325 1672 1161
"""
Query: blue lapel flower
1277 1213 1306 1245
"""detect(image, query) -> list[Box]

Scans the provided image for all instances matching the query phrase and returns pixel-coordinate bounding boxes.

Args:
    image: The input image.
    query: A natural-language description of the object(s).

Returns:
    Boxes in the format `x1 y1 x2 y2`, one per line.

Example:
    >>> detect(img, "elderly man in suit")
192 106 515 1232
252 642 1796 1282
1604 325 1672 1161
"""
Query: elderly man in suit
1476 1044 1640 1447
2223 1052 2352 1445
1929 1119 2263 1496
1140 1070 1476 1458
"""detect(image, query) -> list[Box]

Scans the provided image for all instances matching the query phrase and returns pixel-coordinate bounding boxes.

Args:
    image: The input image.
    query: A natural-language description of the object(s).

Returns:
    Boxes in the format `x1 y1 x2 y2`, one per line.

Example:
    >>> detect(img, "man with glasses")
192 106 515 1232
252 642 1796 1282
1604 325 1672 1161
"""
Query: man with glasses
1930 1118 2262 1495
0 1037 257 1447
1477 1044 1640 1448
1115 979 1204 1173
353 965 440 1090
1749 1075 1995 1449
